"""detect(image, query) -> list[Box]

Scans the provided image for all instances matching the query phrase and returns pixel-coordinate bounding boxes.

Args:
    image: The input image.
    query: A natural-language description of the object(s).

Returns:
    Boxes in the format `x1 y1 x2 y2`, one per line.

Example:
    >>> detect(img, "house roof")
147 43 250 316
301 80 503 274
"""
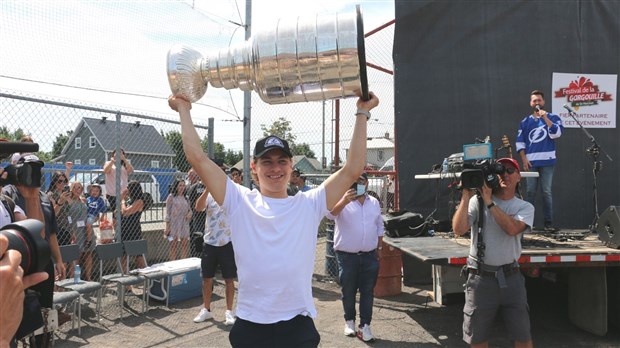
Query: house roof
292 155 322 171
62 117 175 156
367 137 395 149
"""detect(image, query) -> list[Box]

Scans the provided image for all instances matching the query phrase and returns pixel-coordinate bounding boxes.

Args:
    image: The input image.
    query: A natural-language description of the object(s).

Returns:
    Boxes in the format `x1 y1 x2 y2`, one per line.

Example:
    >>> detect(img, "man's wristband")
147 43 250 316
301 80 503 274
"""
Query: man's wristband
487 202 496 210
356 109 371 120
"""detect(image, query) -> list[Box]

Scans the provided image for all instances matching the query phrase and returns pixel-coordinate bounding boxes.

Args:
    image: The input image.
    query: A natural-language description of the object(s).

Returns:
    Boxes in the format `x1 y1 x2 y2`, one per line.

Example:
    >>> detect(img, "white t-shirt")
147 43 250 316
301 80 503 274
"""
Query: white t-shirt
0 197 25 227
223 178 328 324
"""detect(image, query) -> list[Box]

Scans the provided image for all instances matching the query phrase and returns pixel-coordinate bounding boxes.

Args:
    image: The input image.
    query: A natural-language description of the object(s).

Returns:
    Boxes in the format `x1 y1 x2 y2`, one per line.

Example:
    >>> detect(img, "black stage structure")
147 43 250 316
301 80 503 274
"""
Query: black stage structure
393 0 620 229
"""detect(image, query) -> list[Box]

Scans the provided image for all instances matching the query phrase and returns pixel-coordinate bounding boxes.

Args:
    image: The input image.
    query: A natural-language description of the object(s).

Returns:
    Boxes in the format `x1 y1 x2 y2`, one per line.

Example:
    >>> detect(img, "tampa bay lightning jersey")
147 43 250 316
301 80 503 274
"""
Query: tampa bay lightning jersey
516 114 563 167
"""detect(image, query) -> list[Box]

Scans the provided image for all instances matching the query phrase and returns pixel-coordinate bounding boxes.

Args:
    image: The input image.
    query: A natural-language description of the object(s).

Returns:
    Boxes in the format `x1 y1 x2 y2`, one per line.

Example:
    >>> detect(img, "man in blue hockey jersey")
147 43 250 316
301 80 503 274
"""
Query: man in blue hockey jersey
516 90 563 232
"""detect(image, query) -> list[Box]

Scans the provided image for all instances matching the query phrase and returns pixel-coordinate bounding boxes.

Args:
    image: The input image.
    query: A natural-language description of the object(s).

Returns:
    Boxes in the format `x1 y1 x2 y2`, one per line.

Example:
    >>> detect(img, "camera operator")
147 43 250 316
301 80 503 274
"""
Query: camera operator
1 168 26 226
452 158 534 348
2 154 66 346
0 150 48 347
0 234 49 348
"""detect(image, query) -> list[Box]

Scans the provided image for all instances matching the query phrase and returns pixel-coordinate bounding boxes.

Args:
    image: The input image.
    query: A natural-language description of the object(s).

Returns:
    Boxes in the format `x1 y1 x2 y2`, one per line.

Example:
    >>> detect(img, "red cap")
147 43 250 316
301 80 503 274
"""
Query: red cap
497 158 520 173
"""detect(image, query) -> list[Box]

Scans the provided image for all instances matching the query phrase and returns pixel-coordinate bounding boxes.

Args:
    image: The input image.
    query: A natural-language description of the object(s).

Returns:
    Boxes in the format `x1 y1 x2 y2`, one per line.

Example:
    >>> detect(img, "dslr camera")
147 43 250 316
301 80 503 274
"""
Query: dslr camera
460 159 505 189
0 219 50 275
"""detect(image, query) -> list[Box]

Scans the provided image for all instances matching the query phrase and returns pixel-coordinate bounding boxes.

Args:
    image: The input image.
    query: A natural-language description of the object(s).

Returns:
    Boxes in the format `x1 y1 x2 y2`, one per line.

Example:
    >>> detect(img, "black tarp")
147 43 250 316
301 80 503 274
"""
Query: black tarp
394 0 620 228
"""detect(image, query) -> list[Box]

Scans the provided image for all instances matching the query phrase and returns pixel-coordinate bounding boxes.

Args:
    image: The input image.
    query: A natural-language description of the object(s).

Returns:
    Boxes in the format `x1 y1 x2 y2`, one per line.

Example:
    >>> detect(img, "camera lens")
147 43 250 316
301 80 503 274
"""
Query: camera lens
0 219 50 275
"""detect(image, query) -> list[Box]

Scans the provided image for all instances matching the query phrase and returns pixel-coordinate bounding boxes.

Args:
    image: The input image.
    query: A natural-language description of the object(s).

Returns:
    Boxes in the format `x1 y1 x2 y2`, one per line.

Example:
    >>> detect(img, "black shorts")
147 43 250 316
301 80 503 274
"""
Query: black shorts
201 242 237 279
229 315 320 348
106 194 117 212
56 228 72 246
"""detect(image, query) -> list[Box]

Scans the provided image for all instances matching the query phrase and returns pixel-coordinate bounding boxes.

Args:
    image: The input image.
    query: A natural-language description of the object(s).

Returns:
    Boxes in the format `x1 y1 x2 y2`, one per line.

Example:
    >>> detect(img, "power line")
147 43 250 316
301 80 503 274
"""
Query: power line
0 75 241 119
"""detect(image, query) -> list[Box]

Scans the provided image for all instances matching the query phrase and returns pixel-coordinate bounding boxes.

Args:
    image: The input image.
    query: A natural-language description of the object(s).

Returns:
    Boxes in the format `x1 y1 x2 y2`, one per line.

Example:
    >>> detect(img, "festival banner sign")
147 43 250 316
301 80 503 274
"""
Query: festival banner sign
552 73 617 128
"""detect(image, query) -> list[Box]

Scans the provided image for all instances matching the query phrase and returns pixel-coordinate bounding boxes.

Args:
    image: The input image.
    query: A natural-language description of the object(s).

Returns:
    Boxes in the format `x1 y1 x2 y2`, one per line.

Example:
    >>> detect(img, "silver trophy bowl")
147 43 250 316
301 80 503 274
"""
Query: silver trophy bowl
167 5 368 104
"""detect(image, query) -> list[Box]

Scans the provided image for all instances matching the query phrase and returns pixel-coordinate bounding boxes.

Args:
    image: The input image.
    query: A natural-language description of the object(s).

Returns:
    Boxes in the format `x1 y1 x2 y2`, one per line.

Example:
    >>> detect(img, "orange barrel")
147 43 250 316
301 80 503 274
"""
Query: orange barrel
374 240 402 297
325 222 338 277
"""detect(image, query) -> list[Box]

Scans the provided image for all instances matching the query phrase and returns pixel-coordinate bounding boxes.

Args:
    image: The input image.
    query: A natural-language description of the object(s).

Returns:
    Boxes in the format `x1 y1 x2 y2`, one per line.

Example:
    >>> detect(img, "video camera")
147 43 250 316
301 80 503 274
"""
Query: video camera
0 142 42 187
460 159 506 189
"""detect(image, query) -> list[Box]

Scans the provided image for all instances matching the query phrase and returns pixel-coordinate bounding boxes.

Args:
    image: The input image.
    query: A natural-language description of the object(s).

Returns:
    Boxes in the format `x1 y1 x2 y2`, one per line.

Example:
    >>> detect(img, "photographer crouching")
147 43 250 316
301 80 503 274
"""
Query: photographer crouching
1 141 64 347
452 158 535 348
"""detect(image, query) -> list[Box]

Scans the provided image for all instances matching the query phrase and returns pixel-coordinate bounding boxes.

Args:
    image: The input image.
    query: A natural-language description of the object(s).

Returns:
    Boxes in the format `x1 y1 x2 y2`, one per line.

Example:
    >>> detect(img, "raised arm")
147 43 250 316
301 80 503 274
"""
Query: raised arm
64 161 73 182
103 158 114 174
195 187 209 212
452 189 473 236
169 96 228 205
328 188 356 216
323 92 379 210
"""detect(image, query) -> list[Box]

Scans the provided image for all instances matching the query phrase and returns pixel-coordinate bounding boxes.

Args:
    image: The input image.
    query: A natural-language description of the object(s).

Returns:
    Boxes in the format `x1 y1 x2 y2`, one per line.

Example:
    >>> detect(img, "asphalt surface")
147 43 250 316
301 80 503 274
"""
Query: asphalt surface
52 272 620 348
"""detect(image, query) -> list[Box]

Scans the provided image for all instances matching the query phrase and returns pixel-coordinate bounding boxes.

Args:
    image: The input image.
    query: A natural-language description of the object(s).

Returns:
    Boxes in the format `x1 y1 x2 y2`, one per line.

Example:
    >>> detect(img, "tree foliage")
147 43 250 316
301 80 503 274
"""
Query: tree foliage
291 143 315 159
260 117 316 159
163 130 190 172
201 137 226 160
162 131 244 172
260 117 296 144
0 126 27 141
51 131 73 159
224 149 243 167
1 127 53 162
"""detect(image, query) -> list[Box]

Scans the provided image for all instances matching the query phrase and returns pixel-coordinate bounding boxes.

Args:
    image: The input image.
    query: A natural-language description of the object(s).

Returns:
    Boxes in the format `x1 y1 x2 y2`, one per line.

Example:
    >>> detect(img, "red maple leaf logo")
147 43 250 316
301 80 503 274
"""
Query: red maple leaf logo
568 76 593 89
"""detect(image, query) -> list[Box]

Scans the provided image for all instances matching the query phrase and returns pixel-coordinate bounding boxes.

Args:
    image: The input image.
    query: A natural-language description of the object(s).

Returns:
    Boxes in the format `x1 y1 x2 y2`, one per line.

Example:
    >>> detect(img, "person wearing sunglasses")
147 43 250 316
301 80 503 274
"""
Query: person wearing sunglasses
46 171 72 246
452 157 535 348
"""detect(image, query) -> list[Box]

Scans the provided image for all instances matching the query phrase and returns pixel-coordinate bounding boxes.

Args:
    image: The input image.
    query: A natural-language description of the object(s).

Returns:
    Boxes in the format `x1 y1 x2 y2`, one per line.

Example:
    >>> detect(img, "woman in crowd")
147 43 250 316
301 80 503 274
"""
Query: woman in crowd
164 179 192 260
120 180 146 272
47 171 72 246
103 148 134 216
66 181 95 280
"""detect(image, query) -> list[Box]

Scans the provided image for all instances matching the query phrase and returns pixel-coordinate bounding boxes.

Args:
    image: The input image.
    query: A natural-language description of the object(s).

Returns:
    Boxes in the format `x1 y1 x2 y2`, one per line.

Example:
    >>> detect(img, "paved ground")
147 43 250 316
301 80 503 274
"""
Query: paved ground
53 273 620 348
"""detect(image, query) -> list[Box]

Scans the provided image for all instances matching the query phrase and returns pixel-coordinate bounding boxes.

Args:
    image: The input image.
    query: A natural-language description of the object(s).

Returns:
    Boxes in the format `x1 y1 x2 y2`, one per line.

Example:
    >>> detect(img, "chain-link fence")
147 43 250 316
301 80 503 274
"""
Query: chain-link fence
1 92 209 298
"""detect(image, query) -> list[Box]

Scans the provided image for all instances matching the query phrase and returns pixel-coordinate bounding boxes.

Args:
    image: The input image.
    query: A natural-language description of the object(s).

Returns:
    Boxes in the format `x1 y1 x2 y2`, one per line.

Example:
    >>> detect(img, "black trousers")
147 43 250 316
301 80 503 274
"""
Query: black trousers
229 315 320 348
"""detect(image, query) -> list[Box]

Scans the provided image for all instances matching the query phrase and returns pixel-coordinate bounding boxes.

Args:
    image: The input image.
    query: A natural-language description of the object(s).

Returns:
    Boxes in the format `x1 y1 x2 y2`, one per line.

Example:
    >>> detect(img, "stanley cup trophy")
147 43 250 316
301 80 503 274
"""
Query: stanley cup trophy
167 5 368 104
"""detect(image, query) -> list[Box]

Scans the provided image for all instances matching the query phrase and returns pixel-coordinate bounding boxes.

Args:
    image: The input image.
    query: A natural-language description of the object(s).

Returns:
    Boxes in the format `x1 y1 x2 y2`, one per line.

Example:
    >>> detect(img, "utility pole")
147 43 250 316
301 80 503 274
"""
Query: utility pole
242 0 252 187
322 100 326 172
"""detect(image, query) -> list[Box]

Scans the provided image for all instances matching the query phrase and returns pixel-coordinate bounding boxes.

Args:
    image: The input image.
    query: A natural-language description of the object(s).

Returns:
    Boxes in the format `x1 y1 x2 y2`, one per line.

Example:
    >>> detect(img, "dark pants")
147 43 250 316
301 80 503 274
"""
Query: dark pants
336 250 380 326
229 315 320 348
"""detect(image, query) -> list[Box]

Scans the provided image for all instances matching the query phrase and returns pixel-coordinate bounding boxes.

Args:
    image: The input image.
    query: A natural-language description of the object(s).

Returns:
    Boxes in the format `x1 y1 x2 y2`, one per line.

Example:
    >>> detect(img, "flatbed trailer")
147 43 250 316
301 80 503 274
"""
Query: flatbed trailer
384 231 620 336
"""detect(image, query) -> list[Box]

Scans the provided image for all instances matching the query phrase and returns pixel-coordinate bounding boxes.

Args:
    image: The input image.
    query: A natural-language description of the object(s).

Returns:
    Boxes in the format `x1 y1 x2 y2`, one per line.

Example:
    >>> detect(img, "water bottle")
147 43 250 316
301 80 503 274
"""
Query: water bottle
74 264 81 284
442 158 449 173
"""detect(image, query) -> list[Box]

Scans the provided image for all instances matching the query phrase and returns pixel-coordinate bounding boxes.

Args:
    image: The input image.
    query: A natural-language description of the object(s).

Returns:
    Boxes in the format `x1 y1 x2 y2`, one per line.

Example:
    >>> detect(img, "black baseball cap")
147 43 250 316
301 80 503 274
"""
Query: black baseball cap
254 135 293 158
